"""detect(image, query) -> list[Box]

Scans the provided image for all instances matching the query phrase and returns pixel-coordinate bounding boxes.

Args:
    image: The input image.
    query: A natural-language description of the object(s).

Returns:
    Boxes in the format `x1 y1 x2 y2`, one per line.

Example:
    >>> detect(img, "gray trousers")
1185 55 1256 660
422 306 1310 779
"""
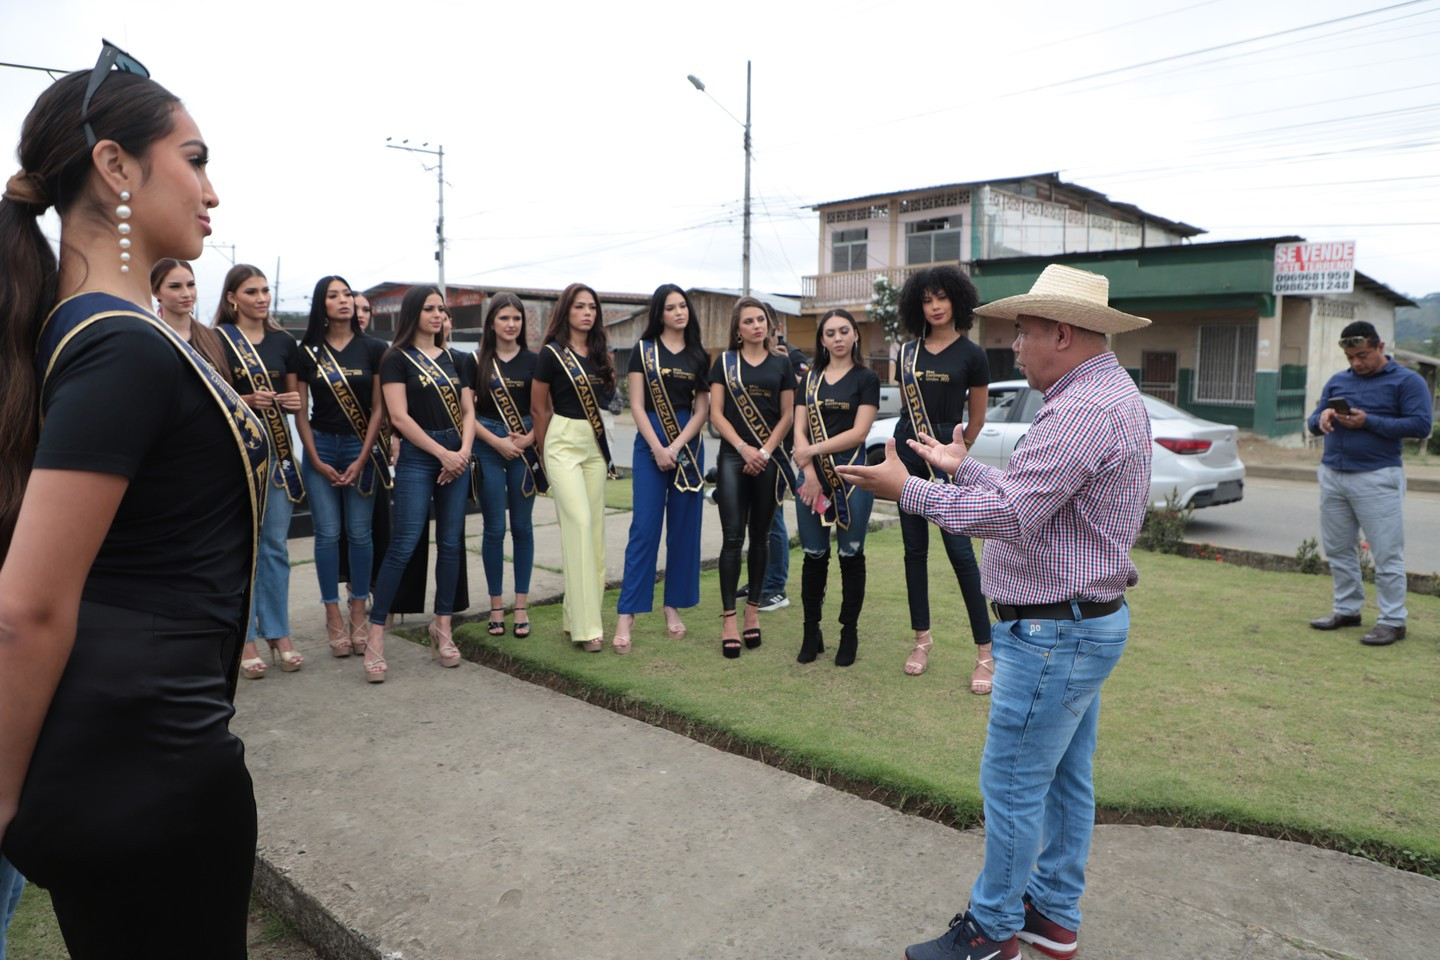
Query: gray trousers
1318 465 1407 626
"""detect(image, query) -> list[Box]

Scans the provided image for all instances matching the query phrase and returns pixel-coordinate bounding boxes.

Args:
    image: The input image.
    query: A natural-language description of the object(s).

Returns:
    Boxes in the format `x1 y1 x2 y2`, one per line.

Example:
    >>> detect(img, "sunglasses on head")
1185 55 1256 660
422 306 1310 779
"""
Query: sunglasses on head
1338 336 1375 348
82 39 150 148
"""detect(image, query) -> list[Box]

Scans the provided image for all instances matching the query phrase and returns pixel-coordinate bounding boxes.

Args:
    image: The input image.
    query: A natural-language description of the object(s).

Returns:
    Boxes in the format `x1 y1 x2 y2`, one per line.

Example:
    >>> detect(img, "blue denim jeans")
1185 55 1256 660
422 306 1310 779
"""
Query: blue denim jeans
0 853 24 960
370 429 470 622
303 431 374 603
969 604 1129 938
474 416 536 598
762 505 789 594
247 481 294 643
793 468 874 558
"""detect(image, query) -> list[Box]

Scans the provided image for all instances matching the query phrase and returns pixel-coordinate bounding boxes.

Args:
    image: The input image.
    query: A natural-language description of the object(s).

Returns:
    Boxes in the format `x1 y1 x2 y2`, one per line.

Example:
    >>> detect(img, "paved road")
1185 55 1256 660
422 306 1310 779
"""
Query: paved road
1185 476 1440 572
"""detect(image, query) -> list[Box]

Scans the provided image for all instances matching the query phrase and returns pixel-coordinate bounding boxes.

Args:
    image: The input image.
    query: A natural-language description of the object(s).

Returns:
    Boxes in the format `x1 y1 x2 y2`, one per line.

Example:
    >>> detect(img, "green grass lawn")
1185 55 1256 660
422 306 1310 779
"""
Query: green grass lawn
453 525 1440 874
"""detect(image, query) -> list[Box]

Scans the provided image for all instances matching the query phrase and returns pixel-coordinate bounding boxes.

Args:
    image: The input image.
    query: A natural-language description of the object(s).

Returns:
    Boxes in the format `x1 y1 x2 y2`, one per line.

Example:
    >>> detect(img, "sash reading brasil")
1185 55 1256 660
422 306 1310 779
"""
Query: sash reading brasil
219 324 306 504
721 349 797 505
639 339 703 492
398 346 479 503
307 340 392 497
37 292 270 700
899 338 948 482
485 354 548 496
546 343 618 480
803 368 863 529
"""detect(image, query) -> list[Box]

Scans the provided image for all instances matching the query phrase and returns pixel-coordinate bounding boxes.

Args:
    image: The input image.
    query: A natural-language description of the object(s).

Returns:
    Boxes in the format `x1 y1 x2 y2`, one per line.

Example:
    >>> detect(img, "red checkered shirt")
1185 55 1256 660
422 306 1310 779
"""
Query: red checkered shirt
899 353 1152 605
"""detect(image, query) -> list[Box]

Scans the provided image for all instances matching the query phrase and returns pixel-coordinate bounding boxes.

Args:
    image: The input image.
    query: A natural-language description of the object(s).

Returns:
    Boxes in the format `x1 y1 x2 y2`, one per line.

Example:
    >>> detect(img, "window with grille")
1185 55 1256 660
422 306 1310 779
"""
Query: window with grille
831 228 868 272
905 216 962 265
1194 324 1257 405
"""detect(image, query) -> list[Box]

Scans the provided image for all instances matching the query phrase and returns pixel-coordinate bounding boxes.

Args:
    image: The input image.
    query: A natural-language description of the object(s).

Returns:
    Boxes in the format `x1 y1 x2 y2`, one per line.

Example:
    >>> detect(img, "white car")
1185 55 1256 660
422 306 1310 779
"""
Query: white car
864 379 1245 509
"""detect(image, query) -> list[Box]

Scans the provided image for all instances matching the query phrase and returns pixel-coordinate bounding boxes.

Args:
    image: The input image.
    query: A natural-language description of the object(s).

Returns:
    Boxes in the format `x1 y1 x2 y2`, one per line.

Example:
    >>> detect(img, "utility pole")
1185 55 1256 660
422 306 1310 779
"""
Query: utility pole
387 139 447 298
688 65 754 297
205 242 236 265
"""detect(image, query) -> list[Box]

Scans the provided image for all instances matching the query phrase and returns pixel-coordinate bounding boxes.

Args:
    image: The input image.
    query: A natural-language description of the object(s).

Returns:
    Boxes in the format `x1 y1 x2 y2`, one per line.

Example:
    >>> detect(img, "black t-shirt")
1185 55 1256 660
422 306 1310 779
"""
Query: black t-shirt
534 344 610 420
298 333 388 436
802 365 881 448
34 316 252 628
474 348 537 421
627 340 709 414
893 335 990 472
708 351 794 436
381 347 471 432
217 326 300 394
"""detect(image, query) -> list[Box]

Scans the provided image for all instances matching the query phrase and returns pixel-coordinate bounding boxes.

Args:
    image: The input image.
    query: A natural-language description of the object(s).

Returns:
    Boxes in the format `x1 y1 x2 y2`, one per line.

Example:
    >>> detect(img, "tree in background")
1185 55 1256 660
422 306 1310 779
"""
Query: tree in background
869 275 902 353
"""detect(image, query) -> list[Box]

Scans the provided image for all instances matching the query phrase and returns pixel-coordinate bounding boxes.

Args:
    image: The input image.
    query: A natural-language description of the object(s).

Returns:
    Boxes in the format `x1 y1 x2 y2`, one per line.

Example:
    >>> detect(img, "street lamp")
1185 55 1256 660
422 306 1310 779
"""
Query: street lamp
688 62 752 297
386 138 447 298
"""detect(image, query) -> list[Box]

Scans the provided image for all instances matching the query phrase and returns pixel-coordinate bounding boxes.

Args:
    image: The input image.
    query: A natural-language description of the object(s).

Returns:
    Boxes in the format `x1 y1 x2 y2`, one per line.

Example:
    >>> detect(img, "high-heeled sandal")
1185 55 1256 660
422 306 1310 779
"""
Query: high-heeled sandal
428 620 462 668
327 621 352 658
721 611 741 659
742 601 762 650
512 606 530 638
241 656 267 679
581 637 603 652
664 608 686 640
971 654 995 695
904 631 934 677
349 607 369 657
488 606 506 636
266 638 304 672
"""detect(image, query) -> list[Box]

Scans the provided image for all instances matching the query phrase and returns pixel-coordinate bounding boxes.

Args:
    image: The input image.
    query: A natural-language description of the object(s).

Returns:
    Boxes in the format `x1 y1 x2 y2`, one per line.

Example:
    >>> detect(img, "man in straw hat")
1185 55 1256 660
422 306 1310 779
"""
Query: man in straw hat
839 264 1153 960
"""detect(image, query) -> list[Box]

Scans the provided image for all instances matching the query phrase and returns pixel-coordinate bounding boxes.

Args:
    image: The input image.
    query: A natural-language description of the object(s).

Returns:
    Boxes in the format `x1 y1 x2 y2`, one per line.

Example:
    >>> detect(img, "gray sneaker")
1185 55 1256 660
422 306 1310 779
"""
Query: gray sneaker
758 592 790 612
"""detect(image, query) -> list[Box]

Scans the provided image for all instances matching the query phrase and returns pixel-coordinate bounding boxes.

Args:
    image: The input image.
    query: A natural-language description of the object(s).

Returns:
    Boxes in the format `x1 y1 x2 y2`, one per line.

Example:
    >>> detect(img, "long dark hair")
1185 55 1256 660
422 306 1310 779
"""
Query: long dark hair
149 258 231 384
477 292 528 388
380 285 445 371
726 296 779 353
899 265 979 339
542 283 615 392
214 264 281 332
302 274 360 346
641 283 708 373
1 68 181 555
813 308 861 372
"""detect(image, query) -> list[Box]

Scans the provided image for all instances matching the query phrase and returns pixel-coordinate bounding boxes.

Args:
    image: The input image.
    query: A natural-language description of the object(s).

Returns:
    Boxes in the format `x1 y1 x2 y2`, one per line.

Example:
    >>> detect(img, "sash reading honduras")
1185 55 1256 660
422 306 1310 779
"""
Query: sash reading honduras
399 346 479 503
38 293 269 696
219 324 306 504
721 350 797 505
899 338 952 483
307 341 391 497
639 339 703 492
804 369 863 529
486 355 548 496
546 343 618 480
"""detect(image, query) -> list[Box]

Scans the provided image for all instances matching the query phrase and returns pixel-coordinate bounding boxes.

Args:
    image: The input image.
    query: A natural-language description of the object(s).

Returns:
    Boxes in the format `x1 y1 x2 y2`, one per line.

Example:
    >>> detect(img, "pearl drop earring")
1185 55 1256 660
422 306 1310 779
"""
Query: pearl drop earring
116 191 132 273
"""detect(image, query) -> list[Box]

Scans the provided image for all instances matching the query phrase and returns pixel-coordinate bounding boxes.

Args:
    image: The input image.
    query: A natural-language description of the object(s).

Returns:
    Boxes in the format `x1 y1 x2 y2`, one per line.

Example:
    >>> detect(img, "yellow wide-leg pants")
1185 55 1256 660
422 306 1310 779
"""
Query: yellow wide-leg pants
543 415 607 643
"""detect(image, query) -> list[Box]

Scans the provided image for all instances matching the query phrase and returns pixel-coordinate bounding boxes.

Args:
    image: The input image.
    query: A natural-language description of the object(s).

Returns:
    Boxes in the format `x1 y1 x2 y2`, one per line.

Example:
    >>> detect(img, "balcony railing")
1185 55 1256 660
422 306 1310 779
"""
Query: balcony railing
801 263 971 311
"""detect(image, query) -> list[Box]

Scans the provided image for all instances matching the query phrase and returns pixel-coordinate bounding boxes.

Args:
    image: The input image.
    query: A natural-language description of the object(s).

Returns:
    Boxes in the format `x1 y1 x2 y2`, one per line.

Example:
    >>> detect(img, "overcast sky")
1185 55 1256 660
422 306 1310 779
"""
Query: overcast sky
3 0 1437 315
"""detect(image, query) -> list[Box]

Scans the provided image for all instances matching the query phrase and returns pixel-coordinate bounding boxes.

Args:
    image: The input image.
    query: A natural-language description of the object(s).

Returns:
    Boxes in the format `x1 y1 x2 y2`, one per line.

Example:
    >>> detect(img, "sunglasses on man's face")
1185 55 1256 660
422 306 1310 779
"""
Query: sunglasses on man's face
1338 336 1375 349
82 39 150 148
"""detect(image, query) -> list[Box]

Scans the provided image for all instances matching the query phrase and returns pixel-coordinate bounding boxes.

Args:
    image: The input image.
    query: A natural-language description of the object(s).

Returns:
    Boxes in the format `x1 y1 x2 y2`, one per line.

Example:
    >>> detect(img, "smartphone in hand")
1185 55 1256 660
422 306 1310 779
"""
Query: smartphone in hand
1327 397 1352 415
815 491 832 516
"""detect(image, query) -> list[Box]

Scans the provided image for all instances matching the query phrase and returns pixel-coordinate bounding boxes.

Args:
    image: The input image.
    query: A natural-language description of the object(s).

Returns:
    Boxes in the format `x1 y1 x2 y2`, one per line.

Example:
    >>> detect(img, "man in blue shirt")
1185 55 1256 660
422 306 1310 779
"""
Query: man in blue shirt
1307 320 1433 646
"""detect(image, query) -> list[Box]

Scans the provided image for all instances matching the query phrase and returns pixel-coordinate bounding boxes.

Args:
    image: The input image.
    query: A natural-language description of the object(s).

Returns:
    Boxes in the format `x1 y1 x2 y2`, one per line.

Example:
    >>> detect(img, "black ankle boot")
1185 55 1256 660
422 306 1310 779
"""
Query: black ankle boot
835 552 866 667
798 551 829 663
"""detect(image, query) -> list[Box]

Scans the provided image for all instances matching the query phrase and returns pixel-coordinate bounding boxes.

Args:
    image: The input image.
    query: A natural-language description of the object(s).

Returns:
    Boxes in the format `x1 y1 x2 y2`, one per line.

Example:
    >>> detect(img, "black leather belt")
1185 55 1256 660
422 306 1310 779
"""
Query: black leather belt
990 597 1125 622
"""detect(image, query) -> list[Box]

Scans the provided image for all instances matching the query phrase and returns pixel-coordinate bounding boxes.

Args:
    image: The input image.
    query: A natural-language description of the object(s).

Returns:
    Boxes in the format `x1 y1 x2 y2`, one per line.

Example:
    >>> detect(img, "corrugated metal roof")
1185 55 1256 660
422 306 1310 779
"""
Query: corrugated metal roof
689 287 803 316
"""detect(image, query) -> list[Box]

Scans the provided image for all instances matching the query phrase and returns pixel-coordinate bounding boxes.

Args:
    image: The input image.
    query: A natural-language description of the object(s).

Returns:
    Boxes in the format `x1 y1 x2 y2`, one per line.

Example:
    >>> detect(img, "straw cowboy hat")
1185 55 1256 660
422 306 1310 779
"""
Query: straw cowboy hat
973 265 1151 334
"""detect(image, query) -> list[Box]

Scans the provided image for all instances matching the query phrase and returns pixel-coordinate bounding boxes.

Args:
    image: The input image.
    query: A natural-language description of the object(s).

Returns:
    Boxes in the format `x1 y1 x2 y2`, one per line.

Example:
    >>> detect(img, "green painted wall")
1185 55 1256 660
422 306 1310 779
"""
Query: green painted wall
1174 368 1255 428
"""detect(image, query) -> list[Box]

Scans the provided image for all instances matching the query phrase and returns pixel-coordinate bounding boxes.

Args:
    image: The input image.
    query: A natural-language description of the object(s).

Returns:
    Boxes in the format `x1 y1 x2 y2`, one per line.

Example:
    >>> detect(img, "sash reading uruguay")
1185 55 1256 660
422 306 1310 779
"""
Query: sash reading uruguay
487 355 548 497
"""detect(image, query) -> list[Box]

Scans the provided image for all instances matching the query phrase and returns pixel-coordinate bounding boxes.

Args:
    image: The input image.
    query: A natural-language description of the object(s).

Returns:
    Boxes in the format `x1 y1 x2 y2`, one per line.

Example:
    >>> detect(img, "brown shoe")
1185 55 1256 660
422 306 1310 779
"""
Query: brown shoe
1360 624 1406 646
1309 613 1362 630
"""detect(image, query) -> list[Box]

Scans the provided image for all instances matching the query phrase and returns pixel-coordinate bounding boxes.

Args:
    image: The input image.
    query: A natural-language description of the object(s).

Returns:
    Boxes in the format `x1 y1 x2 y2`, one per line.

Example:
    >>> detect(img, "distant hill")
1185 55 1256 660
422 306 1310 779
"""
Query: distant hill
1396 293 1440 351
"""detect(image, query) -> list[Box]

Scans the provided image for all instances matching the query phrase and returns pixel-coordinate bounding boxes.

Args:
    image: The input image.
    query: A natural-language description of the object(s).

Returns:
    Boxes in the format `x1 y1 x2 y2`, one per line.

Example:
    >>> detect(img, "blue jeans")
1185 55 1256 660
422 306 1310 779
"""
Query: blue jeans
370 429 470 622
0 854 23 960
794 468 874 558
969 604 1129 938
247 481 294 643
762 506 789 594
1318 465 1408 626
474 417 536 598
303 431 374 603
618 411 705 614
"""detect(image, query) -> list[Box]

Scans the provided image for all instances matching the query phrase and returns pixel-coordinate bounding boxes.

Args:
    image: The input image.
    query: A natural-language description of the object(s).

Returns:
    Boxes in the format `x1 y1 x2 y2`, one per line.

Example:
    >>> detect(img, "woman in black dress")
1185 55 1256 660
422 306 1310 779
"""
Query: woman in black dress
0 46 261 956
893 266 993 688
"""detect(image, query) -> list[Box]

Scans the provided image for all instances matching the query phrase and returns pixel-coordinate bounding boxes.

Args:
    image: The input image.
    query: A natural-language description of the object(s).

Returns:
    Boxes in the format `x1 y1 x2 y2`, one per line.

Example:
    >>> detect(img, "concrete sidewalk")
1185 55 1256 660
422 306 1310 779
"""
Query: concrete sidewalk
234 496 1440 959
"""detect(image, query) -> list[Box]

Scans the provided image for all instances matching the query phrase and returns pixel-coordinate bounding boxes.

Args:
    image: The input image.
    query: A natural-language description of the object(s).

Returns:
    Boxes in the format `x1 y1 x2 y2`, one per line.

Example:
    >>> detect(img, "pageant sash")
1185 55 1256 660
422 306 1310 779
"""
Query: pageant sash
39 292 269 700
639 339 703 492
488 355 548 496
899 338 947 482
219 324 305 504
546 343 617 479
803 370 863 529
720 350 797 504
400 346 478 502
308 342 390 496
